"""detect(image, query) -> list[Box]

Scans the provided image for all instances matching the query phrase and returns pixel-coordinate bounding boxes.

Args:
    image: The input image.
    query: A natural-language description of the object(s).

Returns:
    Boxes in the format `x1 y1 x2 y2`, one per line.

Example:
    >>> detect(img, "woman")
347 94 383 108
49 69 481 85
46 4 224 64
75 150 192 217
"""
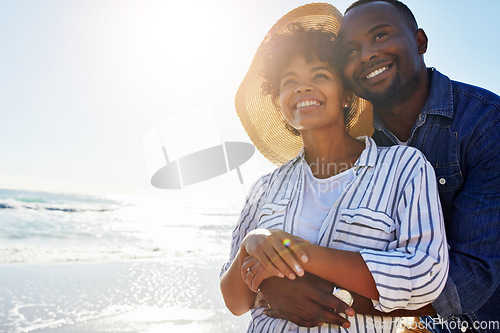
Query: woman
220 3 448 332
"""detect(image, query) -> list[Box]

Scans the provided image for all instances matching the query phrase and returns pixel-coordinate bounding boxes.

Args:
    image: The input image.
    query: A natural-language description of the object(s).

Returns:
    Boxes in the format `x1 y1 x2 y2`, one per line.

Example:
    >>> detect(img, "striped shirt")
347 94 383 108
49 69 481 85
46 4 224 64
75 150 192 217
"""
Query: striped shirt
221 137 449 333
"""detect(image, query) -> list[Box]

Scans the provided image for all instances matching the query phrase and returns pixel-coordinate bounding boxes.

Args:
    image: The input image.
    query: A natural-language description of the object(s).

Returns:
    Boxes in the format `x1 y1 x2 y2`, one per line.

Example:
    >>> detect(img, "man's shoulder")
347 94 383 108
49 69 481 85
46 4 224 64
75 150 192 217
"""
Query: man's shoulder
449 79 500 140
429 69 500 114
431 70 500 130
451 79 500 107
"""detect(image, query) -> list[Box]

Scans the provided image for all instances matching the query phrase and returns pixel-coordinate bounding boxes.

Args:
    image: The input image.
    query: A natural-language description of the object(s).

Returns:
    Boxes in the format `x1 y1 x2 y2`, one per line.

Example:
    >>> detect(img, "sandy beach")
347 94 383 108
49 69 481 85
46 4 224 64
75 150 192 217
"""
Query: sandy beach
1 258 250 332
0 189 252 332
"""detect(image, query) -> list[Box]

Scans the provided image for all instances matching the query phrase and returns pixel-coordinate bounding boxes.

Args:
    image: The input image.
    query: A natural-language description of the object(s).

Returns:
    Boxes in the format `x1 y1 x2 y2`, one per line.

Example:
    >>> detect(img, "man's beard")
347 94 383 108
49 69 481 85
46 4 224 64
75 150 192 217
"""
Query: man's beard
359 72 420 110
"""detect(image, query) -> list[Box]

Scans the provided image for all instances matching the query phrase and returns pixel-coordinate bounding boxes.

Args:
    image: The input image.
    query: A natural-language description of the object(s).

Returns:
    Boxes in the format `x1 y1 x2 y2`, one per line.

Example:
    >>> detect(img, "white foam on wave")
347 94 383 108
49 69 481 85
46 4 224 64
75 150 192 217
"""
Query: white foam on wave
0 190 239 263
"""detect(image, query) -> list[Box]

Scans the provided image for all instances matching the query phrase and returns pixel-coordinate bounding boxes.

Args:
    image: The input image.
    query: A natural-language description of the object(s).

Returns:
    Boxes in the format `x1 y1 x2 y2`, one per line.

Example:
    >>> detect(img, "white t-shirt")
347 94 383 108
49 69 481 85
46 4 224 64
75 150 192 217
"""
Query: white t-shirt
297 159 355 243
396 137 409 146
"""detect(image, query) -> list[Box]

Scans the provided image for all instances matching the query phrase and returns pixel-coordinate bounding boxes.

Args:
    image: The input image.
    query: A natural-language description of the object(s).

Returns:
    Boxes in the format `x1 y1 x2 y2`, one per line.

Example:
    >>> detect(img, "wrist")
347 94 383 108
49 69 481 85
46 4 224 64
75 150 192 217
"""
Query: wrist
241 230 258 253
237 245 249 264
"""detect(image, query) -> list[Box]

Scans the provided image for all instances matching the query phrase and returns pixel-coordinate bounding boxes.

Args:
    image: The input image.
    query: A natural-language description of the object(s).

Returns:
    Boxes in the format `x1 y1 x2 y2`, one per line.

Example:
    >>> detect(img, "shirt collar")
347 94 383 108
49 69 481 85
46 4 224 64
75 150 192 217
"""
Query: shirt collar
420 68 454 119
354 136 378 168
298 147 306 159
373 68 454 132
298 136 377 169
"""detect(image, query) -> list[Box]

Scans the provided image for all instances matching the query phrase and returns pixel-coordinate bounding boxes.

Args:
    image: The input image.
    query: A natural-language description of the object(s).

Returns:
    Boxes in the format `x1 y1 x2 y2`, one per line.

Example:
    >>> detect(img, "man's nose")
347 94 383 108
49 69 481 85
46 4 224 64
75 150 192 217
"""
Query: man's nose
360 45 378 63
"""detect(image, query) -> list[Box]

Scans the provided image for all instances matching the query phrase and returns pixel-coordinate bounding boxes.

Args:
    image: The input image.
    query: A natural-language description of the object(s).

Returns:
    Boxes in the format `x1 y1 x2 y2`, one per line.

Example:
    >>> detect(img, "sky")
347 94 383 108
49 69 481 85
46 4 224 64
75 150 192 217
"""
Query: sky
1 0 499 198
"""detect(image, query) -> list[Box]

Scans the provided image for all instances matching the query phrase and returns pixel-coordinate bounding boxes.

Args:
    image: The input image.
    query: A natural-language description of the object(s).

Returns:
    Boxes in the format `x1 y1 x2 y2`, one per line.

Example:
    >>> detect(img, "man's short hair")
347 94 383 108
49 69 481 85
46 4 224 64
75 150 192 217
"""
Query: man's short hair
345 0 418 32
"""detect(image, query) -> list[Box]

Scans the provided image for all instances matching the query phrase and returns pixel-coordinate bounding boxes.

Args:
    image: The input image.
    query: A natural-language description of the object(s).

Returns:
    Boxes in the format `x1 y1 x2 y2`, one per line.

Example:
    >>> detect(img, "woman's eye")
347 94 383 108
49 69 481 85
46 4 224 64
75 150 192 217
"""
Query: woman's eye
313 73 329 80
281 79 295 87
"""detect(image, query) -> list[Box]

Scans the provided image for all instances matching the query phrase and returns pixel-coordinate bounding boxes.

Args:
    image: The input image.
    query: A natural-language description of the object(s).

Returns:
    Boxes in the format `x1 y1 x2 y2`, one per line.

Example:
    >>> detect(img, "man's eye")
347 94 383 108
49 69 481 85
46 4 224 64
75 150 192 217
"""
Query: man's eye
374 32 388 41
346 48 359 58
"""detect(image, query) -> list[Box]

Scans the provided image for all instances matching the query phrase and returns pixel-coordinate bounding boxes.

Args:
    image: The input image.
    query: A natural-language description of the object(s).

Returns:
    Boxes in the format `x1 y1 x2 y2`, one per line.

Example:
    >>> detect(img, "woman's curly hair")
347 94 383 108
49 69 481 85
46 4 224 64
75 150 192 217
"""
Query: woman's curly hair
260 23 344 135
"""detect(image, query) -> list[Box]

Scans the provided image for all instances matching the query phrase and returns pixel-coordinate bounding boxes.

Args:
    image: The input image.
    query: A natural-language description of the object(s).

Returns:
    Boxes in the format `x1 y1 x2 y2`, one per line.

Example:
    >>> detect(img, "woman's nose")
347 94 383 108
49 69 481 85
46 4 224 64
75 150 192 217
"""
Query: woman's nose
294 83 313 94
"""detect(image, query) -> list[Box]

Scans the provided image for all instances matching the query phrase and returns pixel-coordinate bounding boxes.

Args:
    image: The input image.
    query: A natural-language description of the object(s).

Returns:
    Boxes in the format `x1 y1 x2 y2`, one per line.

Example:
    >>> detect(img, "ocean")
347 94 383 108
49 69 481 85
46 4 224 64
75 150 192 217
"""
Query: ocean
0 188 242 263
0 188 250 332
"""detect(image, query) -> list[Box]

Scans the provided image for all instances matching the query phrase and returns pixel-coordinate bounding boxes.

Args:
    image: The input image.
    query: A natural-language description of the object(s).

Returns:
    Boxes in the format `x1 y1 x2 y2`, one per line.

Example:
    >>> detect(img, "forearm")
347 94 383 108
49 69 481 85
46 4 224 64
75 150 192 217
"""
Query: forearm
350 291 436 316
288 244 437 316
302 244 379 300
220 247 257 316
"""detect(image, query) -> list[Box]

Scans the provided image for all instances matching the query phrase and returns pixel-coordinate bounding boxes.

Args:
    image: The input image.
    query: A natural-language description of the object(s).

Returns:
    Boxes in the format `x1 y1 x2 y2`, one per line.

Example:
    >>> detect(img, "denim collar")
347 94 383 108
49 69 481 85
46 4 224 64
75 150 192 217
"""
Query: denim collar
373 68 454 132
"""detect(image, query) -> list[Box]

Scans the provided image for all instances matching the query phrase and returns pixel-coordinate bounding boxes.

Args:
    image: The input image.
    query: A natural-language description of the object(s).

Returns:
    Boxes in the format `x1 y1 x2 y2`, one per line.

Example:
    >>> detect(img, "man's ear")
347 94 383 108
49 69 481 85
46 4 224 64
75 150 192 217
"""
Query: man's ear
416 28 428 55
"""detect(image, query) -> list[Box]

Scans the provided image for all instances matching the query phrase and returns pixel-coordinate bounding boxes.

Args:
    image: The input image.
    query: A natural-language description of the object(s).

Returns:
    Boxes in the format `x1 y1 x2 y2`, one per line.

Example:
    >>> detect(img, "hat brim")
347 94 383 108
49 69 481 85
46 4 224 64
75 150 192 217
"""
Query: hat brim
235 3 373 166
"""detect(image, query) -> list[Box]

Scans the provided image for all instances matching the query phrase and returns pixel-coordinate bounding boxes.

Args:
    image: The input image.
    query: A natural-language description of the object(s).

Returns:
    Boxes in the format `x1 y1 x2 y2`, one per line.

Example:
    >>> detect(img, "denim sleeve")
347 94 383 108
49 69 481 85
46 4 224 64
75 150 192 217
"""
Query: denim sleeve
432 276 461 319
436 119 500 316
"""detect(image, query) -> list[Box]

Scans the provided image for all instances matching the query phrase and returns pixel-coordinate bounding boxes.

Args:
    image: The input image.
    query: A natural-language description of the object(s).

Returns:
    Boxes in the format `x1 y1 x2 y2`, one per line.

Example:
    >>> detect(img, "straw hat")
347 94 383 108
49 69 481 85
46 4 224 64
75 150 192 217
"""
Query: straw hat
235 3 373 166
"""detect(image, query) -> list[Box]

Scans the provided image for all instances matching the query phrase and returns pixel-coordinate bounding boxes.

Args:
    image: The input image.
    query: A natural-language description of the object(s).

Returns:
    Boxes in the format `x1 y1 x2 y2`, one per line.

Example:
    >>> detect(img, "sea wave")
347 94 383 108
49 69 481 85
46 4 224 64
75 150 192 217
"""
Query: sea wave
0 188 237 263
0 201 118 213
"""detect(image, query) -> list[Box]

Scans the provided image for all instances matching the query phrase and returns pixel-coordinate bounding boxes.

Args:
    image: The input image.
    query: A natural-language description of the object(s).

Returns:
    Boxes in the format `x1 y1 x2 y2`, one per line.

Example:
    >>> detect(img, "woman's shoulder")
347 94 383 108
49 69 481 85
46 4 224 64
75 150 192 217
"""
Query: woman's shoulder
372 144 433 182
268 156 301 178
377 143 429 164
361 136 429 167
246 156 301 194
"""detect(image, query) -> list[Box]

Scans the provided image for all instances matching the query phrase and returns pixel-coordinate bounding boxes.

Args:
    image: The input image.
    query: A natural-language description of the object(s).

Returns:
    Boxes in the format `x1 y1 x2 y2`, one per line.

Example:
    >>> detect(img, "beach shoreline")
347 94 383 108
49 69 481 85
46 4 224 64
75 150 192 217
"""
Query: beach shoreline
1 258 250 333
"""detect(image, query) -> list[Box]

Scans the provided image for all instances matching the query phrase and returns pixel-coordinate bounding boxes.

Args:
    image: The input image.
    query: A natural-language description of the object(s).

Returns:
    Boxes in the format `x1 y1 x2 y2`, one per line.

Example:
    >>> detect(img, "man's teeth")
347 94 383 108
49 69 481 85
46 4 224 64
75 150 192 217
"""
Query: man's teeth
296 100 320 109
366 66 388 79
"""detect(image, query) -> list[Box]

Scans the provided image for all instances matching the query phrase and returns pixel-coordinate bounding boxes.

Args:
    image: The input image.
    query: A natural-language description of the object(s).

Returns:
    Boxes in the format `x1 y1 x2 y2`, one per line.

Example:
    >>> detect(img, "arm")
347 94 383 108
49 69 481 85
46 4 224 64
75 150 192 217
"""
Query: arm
355 156 448 312
433 120 500 317
221 228 310 314
260 273 354 328
220 247 257 315
240 229 378 299
219 175 269 315
350 292 435 317
301 245 379 300
262 281 435 321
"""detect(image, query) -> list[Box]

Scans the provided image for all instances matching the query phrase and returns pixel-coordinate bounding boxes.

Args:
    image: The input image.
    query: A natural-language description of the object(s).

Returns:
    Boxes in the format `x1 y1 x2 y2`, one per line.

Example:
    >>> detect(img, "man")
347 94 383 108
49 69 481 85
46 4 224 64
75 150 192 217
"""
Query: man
259 1 500 332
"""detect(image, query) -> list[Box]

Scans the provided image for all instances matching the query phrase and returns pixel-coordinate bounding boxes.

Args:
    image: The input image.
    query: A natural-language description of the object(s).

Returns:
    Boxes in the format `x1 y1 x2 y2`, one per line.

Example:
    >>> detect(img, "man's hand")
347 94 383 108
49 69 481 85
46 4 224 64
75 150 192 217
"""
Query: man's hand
259 273 354 328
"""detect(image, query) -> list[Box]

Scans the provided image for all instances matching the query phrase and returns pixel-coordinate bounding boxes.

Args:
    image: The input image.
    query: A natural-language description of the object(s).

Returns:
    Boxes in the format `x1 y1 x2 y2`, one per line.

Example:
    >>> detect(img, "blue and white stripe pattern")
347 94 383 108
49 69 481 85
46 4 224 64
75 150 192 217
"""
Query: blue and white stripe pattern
221 137 449 332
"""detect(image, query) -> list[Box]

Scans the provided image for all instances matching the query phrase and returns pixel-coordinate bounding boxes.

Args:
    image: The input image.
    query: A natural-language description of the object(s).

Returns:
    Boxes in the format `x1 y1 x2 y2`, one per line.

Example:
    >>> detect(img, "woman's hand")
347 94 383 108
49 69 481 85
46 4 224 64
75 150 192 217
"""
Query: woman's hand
241 256 274 292
241 229 310 280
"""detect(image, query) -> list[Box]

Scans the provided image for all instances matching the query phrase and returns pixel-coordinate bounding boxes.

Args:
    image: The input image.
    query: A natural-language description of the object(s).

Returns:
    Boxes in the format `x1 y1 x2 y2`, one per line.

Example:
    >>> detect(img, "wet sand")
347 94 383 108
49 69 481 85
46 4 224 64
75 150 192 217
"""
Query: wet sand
0 258 250 332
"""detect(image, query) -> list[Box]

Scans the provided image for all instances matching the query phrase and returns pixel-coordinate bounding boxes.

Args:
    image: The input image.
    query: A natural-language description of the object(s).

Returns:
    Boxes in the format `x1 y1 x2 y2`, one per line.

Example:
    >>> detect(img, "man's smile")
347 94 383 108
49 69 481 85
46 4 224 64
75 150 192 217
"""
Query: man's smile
366 66 389 79
359 61 394 85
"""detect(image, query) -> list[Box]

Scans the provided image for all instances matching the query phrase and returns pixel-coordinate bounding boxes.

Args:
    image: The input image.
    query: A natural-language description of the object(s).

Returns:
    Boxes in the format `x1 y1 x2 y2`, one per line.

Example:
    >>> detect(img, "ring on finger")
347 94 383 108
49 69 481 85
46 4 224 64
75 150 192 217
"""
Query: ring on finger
247 267 254 277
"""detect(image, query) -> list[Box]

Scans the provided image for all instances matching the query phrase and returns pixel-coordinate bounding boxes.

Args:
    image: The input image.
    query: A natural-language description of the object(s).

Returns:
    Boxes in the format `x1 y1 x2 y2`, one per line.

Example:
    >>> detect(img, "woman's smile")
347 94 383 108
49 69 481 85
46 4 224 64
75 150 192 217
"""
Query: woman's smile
279 55 347 132
294 98 323 112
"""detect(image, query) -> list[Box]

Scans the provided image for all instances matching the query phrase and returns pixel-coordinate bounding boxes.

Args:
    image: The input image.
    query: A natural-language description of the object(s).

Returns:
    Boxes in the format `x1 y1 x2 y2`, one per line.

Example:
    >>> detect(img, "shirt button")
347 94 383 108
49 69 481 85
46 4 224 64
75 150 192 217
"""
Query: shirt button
439 178 446 185
430 271 434 277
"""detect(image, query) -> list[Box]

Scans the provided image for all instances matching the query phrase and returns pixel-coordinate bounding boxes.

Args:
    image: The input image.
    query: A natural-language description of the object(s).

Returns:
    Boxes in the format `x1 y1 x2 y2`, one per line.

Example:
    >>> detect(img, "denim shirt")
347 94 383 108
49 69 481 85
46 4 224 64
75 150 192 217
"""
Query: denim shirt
372 69 500 333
